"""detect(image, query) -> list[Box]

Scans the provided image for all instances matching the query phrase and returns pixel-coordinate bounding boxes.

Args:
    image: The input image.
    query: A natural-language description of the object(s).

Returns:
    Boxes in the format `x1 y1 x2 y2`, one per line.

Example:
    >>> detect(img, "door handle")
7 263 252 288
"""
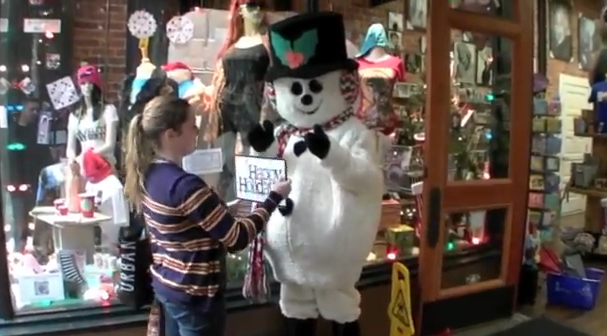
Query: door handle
426 187 441 248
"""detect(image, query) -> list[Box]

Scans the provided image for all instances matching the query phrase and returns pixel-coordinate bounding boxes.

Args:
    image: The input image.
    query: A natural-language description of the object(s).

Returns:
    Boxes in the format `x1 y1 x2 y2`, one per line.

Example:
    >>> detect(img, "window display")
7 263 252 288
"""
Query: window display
0 0 510 326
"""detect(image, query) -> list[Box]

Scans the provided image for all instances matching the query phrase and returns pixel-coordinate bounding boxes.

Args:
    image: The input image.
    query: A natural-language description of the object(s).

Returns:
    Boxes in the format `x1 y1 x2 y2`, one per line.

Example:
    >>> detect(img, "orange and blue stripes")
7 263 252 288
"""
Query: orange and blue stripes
142 161 282 304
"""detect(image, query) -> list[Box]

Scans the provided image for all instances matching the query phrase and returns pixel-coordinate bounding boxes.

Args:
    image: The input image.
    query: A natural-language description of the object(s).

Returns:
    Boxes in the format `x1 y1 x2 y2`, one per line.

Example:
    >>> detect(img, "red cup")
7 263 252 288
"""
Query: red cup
79 193 96 218
57 205 68 216
53 199 65 210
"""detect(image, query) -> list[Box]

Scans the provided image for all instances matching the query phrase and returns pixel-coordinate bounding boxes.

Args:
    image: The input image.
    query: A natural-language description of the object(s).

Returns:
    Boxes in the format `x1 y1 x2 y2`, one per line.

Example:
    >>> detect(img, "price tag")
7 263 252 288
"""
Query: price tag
23 18 61 33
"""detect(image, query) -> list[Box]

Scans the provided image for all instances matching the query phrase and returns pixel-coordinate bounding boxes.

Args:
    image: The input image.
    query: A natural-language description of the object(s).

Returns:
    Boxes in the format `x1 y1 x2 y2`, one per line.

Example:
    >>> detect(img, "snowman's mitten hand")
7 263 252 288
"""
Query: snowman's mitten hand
248 120 275 153
304 124 330 159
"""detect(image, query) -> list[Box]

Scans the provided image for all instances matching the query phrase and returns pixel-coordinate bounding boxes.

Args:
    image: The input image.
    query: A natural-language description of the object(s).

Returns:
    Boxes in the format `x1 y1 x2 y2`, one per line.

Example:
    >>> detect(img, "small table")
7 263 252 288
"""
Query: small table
30 206 111 263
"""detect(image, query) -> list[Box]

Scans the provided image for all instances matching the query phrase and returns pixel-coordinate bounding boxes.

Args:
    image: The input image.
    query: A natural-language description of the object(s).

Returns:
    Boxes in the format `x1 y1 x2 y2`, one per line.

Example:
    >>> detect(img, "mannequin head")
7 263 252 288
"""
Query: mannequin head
216 0 268 60
77 65 103 106
356 23 390 58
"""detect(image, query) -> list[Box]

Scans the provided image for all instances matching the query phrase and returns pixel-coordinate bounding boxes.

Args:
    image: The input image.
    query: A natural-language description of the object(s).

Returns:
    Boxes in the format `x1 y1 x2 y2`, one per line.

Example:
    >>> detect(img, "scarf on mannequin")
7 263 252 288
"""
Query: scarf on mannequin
356 23 390 58
242 107 354 303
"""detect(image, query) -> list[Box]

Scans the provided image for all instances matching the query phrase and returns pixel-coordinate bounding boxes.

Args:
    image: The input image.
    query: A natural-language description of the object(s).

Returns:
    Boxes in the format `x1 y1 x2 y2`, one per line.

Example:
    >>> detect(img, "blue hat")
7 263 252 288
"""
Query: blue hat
356 23 390 58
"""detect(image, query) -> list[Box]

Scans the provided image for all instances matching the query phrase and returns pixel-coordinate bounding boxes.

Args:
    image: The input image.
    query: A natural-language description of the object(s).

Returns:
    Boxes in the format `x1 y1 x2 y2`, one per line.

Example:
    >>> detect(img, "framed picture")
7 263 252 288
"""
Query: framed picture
578 14 601 71
548 0 573 62
388 11 404 32
419 36 426 54
453 41 476 84
476 46 493 86
388 30 403 55
406 0 427 30
405 53 422 74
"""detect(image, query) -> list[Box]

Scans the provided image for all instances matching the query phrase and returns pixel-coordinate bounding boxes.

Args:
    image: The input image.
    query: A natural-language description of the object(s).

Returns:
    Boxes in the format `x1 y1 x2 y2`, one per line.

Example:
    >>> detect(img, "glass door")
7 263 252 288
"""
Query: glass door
420 0 533 303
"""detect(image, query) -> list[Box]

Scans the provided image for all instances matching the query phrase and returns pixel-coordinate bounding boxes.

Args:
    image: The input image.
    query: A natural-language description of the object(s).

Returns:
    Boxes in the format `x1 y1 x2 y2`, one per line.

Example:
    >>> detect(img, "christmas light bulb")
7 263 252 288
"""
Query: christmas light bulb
0 65 6 72
21 64 29 72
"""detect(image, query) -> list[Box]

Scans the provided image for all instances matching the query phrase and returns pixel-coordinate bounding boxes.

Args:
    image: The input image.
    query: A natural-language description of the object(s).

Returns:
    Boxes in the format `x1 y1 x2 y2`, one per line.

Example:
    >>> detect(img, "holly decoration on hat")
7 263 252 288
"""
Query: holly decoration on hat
271 29 318 69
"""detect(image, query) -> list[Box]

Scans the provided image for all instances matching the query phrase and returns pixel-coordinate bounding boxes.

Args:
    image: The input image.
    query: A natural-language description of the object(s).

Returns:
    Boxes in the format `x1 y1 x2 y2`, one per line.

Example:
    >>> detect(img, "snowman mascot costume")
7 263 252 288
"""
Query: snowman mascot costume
248 12 383 336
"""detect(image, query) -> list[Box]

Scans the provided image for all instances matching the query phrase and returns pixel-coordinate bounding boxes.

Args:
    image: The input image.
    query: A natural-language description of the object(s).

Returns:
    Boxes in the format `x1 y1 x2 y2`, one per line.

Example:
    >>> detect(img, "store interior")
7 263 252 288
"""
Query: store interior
7 0 603 335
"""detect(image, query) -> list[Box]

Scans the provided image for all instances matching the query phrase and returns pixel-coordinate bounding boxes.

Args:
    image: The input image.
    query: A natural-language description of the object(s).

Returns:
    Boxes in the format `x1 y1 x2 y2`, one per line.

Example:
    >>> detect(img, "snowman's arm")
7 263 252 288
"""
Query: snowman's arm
321 131 382 193
250 124 282 158
251 140 279 158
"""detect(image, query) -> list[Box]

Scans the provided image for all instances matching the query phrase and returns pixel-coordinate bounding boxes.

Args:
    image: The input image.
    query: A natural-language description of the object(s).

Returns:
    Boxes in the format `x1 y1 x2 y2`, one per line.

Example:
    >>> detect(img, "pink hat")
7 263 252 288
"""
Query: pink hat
76 65 102 88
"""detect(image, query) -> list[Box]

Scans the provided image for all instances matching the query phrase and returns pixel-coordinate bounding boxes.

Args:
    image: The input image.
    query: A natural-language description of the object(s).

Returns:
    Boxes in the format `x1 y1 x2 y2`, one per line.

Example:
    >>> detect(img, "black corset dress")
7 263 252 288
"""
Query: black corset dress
220 43 269 144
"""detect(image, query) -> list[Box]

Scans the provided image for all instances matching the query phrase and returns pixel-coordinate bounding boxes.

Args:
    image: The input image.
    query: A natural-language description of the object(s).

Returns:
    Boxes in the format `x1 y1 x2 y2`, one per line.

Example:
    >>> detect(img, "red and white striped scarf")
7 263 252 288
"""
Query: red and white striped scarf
275 107 354 158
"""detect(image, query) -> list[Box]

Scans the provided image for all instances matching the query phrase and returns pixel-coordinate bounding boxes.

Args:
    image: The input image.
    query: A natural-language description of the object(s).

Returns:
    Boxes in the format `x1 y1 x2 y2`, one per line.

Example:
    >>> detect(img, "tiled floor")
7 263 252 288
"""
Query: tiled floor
454 213 607 336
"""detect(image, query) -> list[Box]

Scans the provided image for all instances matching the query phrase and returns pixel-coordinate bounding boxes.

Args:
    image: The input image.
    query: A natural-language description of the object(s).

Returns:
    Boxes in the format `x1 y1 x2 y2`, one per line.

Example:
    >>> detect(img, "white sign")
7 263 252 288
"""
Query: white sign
182 148 223 175
46 76 80 110
235 155 287 203
166 15 194 44
18 272 65 305
23 19 61 33
0 106 7 129
127 10 157 39
0 18 8 33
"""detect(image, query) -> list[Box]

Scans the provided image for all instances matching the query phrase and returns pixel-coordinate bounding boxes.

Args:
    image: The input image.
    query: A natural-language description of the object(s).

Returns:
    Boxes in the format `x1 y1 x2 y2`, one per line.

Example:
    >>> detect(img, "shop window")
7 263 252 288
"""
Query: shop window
448 29 511 182
441 207 507 289
449 0 513 20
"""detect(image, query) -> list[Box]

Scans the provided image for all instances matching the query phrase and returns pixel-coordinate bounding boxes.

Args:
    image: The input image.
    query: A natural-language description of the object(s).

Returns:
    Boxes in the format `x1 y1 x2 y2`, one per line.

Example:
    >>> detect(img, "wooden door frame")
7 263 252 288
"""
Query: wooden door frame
419 0 533 303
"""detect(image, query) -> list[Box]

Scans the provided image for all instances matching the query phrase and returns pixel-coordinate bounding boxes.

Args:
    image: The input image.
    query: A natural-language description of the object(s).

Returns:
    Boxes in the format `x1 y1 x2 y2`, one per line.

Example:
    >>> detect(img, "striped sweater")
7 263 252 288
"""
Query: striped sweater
142 161 282 305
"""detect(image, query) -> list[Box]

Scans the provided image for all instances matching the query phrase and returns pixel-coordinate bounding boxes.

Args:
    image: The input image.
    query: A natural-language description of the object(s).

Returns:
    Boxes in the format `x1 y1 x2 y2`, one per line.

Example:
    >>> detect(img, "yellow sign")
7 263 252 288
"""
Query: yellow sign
387 262 414 336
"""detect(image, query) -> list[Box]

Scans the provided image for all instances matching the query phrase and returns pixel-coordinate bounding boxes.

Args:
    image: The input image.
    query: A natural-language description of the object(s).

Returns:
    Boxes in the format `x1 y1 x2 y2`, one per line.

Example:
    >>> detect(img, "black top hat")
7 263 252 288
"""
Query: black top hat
265 12 358 82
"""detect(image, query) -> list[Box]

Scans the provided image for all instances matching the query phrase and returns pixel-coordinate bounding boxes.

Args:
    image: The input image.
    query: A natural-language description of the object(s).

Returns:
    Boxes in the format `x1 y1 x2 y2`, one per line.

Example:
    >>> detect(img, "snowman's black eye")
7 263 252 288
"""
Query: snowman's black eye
291 82 303 95
309 79 323 93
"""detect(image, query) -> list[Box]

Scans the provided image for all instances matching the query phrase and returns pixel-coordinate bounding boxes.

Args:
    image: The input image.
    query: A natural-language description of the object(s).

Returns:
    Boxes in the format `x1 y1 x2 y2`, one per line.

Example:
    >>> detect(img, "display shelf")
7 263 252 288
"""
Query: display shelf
566 186 607 198
569 107 607 249
524 94 562 268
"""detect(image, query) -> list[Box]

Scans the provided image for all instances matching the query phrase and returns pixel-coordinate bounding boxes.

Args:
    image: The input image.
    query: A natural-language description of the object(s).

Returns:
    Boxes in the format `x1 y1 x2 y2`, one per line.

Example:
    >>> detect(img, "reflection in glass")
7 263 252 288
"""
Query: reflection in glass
450 0 512 20
441 207 506 289
448 29 510 181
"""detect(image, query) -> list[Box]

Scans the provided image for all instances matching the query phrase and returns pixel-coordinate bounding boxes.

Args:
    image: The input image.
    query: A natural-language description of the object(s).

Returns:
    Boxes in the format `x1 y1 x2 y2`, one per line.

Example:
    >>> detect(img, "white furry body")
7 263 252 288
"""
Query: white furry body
257 117 383 289
254 70 383 322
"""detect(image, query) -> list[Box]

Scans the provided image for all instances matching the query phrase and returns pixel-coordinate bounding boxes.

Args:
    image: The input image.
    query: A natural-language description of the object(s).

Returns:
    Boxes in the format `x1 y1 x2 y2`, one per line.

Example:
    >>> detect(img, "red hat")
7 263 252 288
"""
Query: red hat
77 65 102 88
82 150 112 184
162 62 193 82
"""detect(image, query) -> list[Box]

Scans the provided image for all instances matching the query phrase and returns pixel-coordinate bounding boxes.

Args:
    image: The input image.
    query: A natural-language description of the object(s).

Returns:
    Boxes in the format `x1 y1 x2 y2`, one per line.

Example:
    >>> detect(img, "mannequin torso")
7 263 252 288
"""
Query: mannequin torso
67 83 118 167
356 47 404 134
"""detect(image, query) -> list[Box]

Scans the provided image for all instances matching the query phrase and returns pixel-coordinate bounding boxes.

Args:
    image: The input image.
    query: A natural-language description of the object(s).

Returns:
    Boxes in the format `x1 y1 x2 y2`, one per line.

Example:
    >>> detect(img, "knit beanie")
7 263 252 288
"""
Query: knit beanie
83 150 112 184
77 65 102 88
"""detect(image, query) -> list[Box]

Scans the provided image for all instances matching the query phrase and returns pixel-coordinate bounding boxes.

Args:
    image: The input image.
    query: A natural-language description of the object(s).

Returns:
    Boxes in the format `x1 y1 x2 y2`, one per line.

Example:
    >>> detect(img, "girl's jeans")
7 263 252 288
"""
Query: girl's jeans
156 294 226 336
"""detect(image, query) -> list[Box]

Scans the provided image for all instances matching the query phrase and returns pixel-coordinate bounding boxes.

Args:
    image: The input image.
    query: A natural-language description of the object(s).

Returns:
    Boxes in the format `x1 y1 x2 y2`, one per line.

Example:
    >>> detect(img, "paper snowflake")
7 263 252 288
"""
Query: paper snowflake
166 15 194 44
127 10 157 39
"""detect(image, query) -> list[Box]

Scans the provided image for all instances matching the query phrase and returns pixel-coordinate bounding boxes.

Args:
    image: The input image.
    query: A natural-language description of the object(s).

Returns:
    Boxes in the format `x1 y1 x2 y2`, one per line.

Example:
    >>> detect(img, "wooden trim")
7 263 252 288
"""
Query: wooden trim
419 0 451 303
449 10 521 39
438 279 505 300
423 0 533 302
443 182 513 210
506 0 534 287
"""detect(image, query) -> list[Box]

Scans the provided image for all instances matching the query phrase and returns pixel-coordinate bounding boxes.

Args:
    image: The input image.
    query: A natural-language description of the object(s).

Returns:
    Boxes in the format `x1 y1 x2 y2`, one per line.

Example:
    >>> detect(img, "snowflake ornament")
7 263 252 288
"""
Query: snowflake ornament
166 15 194 44
128 10 157 39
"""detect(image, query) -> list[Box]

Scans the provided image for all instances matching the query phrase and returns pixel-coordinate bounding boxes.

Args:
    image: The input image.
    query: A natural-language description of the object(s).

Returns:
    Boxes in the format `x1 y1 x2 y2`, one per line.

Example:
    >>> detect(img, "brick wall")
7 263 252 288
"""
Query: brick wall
73 0 127 102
